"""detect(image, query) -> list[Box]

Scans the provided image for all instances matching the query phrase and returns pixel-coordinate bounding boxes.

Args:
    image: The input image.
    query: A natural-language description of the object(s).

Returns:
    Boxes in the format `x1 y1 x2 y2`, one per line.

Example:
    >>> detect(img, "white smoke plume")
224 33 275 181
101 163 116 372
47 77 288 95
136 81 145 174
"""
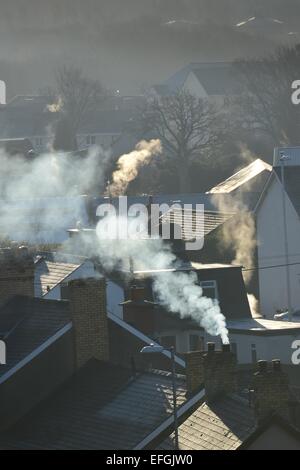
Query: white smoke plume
0 146 110 243
107 139 162 196
80 213 229 343
212 194 256 284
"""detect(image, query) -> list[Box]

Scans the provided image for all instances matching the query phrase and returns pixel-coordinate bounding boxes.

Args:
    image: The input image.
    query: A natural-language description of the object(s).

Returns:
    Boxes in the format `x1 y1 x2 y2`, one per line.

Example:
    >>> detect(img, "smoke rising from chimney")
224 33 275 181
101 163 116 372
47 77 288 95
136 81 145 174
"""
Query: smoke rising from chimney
81 213 229 343
107 139 162 196
0 140 228 342
212 194 256 284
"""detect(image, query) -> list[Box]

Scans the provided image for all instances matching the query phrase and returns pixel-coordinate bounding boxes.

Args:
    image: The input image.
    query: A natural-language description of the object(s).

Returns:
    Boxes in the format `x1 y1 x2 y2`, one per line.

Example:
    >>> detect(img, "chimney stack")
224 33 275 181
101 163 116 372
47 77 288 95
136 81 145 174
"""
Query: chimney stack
185 342 237 399
252 359 290 422
185 350 205 395
68 277 109 369
121 285 155 335
203 342 237 402
0 246 34 306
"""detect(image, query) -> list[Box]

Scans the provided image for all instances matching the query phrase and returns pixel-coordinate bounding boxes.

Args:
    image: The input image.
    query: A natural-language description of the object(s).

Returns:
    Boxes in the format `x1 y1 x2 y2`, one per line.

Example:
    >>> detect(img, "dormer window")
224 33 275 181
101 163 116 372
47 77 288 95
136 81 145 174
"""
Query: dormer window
199 280 218 300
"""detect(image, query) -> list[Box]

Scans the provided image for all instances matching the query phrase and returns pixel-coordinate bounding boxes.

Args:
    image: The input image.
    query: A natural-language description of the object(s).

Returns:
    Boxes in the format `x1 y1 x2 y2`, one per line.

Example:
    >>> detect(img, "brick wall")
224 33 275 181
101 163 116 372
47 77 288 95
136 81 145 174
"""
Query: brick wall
184 350 205 395
0 246 34 306
68 277 109 368
252 359 290 422
203 343 237 402
184 343 237 400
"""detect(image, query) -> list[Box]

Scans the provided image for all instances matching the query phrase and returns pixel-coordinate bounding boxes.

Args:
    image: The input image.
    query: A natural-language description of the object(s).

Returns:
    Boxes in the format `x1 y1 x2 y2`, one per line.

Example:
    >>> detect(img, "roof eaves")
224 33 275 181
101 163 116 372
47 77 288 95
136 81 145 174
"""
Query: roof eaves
0 322 72 385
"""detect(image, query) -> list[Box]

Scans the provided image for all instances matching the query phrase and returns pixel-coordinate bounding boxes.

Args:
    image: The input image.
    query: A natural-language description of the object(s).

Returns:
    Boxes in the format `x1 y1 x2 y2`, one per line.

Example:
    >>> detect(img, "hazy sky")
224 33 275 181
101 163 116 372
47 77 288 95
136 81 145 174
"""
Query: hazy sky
0 0 299 98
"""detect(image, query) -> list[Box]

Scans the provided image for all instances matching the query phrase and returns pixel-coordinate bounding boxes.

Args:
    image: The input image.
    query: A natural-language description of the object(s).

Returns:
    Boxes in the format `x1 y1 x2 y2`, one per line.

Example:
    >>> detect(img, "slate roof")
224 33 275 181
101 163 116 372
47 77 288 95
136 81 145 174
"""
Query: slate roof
154 62 243 96
208 159 272 195
158 394 256 450
0 95 142 140
0 360 187 450
0 96 56 139
34 257 82 297
0 296 70 379
0 138 35 156
191 65 242 96
159 208 235 240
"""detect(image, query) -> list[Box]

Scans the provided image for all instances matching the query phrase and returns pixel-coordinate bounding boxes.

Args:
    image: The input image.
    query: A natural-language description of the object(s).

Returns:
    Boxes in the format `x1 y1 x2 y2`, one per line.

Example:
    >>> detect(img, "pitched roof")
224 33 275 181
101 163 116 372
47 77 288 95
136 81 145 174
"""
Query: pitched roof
158 394 256 450
191 65 242 96
208 159 272 194
34 257 82 297
0 296 71 380
0 96 56 139
0 138 35 156
159 208 235 240
0 95 142 139
0 360 187 450
155 62 243 96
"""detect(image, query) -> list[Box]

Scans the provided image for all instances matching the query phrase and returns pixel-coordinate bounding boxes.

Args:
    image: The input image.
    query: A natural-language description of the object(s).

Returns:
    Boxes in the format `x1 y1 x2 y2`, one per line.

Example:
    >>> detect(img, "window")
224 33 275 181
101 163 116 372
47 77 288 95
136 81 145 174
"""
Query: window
160 335 177 350
86 135 96 145
189 334 204 351
35 137 43 147
200 280 218 300
251 344 257 364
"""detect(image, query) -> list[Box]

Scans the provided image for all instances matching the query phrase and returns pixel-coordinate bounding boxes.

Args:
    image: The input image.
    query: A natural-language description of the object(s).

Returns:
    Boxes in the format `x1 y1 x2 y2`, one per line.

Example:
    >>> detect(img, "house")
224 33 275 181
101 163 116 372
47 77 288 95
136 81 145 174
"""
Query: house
255 147 300 319
117 264 300 368
0 195 90 244
0 244 186 441
0 95 56 152
34 252 97 300
0 94 143 154
155 344 300 451
0 360 187 450
150 62 243 105
207 158 272 199
0 138 35 157
1 245 300 449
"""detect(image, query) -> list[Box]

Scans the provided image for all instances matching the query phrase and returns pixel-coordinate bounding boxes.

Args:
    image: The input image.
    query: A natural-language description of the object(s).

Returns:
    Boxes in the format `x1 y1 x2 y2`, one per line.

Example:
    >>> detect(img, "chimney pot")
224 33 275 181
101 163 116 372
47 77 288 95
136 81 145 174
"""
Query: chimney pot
258 360 268 373
207 342 215 352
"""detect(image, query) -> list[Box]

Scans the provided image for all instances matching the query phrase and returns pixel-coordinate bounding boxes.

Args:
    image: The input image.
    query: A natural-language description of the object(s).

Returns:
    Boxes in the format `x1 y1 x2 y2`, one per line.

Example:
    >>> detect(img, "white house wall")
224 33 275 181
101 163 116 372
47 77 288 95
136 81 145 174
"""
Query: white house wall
257 177 300 318
155 328 299 365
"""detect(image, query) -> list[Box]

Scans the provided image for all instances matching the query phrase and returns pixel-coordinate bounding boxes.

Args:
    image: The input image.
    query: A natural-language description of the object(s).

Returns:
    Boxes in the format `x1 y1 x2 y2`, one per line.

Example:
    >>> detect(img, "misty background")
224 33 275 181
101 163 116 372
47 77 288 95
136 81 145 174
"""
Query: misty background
1 0 300 99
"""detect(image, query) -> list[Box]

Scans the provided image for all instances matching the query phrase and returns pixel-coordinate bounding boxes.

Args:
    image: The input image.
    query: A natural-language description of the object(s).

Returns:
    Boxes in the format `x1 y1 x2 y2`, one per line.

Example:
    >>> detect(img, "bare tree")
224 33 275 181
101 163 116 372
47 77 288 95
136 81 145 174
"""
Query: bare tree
53 65 106 151
232 45 300 146
135 90 225 192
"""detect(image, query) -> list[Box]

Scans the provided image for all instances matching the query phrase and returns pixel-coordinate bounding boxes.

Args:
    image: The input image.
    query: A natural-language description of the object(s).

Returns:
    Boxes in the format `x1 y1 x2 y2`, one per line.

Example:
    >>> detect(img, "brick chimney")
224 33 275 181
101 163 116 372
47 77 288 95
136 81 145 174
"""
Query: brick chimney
68 277 109 369
184 351 205 396
0 246 34 306
185 343 237 400
121 285 156 335
252 359 290 422
203 342 237 402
